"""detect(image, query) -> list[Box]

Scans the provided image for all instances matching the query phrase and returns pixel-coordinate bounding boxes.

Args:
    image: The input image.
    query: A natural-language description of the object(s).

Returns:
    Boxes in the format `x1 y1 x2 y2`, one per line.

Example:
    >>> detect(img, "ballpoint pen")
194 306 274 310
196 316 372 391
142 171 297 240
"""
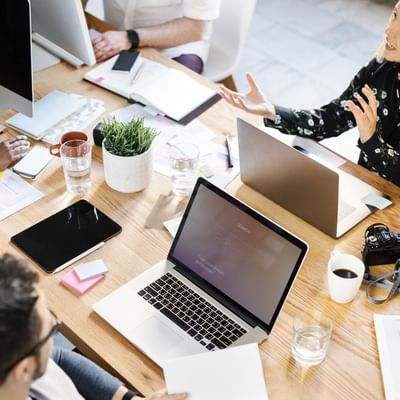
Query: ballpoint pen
226 136 234 168
130 62 145 84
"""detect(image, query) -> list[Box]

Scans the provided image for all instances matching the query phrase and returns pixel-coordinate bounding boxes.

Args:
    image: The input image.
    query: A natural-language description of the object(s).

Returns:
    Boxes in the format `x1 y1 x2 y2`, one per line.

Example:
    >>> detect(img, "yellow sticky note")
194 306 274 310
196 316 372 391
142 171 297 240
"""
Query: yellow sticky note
0 170 4 184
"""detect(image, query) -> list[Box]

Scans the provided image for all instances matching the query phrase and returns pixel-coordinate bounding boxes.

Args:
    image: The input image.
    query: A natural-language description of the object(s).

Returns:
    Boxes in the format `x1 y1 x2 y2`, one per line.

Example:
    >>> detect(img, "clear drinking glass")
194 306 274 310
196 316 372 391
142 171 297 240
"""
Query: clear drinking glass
169 143 199 196
291 311 332 366
60 139 92 194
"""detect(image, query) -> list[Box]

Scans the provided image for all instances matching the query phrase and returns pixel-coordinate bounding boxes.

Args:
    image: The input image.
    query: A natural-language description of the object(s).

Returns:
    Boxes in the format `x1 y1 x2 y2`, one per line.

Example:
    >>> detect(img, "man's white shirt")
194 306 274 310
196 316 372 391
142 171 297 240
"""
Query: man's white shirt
29 359 83 400
102 0 221 62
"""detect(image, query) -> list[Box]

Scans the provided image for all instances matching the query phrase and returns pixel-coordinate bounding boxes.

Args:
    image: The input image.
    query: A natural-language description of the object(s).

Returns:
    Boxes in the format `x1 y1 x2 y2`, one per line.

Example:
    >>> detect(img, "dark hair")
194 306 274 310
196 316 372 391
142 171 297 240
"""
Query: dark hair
0 253 41 384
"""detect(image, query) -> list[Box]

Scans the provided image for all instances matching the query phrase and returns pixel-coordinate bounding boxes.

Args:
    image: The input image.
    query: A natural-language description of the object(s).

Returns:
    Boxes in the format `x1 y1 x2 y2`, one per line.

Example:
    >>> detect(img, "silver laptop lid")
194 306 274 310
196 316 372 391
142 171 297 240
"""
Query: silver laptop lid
237 117 341 237
168 178 308 334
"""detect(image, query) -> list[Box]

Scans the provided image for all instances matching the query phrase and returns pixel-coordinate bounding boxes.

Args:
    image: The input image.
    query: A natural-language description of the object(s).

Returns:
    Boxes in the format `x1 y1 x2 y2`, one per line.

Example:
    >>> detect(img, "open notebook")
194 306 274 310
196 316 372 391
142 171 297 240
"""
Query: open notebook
84 54 220 123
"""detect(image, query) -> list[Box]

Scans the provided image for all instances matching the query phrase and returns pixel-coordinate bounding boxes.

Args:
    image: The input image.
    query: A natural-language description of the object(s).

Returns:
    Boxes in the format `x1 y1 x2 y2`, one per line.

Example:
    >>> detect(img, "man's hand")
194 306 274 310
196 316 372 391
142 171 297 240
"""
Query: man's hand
92 31 131 62
137 389 188 400
346 84 377 144
219 73 276 121
0 136 30 171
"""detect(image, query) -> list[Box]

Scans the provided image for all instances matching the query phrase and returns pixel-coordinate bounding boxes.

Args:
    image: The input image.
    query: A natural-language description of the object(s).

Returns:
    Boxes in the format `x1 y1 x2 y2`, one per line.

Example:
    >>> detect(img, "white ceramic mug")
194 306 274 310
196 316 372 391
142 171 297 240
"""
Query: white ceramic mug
327 251 365 303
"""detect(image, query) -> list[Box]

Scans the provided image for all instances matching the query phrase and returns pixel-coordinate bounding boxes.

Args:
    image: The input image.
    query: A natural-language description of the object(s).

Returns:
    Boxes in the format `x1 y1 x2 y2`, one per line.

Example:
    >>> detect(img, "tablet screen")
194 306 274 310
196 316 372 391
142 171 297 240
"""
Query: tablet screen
11 200 122 273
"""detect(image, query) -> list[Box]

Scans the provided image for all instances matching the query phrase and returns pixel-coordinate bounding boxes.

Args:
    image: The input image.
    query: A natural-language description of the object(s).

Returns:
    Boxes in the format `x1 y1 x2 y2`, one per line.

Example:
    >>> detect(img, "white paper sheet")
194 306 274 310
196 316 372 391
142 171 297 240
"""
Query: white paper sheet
0 170 44 221
374 314 400 400
163 343 269 400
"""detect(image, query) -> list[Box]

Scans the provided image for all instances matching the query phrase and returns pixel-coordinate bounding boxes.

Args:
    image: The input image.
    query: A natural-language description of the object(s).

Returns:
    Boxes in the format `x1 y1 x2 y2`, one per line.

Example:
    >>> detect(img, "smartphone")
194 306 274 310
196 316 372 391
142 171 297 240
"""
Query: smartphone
111 50 139 72
13 146 53 179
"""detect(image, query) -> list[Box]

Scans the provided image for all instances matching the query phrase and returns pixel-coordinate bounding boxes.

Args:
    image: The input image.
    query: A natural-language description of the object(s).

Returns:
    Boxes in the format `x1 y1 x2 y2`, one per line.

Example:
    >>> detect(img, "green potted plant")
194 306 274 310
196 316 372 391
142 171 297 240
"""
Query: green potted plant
101 117 159 193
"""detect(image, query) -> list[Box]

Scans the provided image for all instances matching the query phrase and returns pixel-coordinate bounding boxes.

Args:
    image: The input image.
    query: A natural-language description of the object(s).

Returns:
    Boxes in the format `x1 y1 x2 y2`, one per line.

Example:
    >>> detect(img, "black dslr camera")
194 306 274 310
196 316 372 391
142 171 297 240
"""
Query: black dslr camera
362 223 400 267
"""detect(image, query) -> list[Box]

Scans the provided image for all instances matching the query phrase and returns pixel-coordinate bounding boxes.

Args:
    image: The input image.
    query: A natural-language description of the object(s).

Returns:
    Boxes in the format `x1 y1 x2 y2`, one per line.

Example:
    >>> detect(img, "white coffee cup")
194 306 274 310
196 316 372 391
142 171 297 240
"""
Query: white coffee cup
327 251 365 303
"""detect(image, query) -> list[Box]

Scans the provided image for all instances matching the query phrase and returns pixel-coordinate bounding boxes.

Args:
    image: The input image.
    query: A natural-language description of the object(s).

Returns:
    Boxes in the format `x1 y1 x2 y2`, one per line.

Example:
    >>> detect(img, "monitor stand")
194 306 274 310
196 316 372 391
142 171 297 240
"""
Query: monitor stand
32 42 60 72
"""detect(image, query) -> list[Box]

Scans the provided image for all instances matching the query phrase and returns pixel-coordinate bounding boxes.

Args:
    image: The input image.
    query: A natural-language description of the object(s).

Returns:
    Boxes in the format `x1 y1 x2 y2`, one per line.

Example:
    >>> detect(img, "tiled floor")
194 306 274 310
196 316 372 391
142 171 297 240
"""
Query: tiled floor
234 0 395 109
87 0 395 110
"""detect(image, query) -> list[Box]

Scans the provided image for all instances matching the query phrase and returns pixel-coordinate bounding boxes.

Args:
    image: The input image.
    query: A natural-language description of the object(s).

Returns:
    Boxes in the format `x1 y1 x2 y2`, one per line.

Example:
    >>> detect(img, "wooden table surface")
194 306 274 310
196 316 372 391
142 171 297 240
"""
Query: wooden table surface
1 48 400 400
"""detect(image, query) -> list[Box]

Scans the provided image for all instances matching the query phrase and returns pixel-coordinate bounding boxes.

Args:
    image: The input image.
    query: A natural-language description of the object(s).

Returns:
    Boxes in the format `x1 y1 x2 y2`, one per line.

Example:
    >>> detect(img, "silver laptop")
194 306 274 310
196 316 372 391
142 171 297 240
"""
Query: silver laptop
93 178 308 366
237 118 391 238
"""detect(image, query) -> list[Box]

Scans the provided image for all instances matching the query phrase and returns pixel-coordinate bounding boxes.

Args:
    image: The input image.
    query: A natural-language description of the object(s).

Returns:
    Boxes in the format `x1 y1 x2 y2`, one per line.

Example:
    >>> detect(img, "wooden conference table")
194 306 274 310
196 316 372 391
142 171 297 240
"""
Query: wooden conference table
2 46 400 399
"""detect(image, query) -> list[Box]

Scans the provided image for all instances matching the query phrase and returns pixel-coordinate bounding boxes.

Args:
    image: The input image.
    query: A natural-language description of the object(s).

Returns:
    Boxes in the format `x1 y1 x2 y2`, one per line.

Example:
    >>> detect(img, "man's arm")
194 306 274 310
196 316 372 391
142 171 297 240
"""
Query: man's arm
92 17 207 62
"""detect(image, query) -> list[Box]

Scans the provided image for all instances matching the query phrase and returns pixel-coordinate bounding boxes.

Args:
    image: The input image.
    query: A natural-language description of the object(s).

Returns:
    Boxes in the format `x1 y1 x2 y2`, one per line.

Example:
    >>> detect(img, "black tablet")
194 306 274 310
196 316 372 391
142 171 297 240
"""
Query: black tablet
11 200 122 273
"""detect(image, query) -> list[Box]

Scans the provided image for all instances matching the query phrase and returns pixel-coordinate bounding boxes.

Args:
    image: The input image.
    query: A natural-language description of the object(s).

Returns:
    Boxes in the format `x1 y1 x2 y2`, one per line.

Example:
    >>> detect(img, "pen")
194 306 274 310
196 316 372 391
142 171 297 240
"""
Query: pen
226 137 234 168
130 62 144 84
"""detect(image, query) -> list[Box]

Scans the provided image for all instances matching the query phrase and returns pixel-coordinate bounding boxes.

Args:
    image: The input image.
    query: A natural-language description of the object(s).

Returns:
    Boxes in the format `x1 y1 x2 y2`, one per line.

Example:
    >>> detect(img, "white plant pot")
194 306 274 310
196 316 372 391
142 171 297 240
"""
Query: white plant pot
102 143 153 193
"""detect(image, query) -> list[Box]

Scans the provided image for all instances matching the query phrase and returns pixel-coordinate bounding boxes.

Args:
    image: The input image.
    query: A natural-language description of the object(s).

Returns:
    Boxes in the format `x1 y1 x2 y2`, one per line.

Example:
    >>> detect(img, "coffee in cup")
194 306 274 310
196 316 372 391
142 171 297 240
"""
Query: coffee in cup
327 251 365 303
49 131 88 157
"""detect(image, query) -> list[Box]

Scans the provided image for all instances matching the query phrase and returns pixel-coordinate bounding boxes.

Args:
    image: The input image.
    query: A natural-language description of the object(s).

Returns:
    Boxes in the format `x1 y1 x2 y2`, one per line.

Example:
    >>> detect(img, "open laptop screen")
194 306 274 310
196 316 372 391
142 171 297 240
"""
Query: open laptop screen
168 178 308 332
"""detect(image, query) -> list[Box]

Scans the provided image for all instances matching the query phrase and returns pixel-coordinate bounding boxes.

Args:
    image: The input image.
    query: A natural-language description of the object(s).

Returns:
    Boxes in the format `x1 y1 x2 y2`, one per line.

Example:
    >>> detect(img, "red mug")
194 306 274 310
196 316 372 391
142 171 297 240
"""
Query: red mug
49 131 88 157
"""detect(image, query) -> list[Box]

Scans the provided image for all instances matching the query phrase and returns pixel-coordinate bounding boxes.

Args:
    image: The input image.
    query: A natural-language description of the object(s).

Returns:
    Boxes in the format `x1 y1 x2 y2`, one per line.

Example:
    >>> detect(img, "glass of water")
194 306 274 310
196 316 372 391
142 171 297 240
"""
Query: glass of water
291 311 332 366
169 143 199 197
60 139 92 194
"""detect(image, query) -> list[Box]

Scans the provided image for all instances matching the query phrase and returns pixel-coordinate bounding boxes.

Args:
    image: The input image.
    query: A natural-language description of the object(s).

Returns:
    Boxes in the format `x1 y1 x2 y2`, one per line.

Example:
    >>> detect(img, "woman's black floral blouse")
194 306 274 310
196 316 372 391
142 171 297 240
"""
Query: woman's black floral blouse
264 58 400 186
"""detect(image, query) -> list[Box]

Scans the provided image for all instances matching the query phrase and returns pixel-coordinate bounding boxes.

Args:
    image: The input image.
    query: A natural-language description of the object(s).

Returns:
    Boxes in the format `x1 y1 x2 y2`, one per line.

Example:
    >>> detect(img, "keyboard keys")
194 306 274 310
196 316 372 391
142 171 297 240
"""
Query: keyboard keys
139 273 248 352
160 308 190 331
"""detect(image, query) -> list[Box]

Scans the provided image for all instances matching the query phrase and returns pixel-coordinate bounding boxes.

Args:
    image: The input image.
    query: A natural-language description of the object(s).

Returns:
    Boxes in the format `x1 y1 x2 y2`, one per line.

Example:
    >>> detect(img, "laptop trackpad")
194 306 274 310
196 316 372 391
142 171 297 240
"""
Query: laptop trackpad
132 316 183 357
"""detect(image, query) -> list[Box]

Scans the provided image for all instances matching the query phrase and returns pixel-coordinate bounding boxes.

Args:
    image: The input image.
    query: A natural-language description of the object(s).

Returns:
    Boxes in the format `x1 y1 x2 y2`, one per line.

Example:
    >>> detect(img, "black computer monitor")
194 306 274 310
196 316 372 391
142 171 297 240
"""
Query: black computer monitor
0 0 34 117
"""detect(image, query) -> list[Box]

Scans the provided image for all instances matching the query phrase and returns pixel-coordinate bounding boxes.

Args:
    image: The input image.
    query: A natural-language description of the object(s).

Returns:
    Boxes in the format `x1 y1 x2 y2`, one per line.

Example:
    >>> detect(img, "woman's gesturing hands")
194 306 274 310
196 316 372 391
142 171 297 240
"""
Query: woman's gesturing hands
219 73 276 121
346 84 378 144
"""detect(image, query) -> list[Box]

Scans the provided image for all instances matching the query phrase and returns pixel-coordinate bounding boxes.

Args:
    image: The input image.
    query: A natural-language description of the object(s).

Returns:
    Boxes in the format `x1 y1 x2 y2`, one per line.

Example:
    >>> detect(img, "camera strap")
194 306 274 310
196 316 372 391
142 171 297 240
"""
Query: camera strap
365 270 400 304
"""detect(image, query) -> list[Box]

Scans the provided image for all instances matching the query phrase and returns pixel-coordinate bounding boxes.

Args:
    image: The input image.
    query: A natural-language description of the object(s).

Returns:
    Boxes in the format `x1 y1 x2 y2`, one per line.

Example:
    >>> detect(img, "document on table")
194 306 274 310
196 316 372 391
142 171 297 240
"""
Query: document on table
374 314 400 400
0 170 44 221
163 343 269 400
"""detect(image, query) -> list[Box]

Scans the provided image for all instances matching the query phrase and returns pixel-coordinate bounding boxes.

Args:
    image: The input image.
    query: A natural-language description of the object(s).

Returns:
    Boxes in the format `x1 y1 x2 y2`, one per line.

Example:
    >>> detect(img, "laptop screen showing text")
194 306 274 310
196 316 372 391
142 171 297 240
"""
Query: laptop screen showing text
169 184 303 327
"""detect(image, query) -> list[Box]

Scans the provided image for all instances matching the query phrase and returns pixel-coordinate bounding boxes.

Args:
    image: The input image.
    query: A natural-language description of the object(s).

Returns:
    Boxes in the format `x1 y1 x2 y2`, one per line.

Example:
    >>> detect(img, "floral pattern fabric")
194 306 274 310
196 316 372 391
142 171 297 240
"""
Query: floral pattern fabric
264 58 400 186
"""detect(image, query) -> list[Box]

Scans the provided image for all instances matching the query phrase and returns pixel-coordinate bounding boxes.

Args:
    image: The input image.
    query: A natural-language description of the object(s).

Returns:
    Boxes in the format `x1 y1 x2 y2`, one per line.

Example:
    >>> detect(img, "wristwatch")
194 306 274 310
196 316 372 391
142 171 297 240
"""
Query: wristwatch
126 29 140 50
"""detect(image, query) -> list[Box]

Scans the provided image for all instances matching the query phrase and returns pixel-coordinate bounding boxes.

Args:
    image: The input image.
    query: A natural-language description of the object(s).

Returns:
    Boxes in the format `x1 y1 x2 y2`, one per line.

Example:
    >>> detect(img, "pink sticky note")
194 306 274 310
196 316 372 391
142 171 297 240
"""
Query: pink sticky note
94 76 105 83
61 269 104 295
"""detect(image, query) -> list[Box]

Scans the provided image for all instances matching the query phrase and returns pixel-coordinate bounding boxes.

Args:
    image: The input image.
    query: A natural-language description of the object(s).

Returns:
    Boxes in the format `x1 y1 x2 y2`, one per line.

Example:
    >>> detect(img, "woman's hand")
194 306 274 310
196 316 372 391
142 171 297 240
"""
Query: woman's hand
346 84 377 143
0 136 30 171
92 31 131 62
219 73 276 120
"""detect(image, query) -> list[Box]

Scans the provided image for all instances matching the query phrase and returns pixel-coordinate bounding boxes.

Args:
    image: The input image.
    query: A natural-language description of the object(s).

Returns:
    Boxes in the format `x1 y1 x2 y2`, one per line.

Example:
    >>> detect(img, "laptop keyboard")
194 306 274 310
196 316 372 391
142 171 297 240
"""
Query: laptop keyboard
138 272 247 351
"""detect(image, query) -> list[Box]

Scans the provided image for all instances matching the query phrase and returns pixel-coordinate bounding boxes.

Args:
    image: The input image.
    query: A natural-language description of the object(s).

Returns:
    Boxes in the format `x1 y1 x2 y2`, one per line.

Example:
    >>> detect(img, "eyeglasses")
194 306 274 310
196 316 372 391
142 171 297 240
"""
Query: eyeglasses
1 310 61 375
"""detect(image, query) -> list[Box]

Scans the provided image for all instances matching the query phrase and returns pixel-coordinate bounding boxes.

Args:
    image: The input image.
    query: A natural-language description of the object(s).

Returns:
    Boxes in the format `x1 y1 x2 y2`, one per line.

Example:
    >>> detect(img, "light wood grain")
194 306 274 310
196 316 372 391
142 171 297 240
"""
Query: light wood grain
1 47 399 399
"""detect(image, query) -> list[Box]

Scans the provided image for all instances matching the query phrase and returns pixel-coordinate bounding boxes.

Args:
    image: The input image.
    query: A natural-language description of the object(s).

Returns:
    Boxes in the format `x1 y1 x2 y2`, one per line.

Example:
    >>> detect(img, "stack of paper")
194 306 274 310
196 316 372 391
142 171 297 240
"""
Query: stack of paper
163 343 269 400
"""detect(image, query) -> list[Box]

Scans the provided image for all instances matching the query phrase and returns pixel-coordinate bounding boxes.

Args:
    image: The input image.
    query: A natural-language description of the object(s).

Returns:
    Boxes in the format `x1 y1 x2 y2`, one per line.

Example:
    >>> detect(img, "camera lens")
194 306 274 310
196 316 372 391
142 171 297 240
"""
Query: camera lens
368 236 378 243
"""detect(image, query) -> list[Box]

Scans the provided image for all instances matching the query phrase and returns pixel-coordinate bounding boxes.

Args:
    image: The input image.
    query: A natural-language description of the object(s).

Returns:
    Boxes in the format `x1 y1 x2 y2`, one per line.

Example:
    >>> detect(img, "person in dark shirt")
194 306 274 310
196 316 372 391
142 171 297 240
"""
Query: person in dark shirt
220 2 400 186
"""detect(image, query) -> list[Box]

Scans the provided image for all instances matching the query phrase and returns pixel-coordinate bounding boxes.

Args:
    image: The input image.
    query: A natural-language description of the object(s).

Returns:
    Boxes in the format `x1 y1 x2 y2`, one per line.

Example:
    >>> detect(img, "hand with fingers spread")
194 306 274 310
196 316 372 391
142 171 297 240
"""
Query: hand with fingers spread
219 73 276 121
346 84 378 144
136 389 188 400
92 31 131 63
0 135 30 171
